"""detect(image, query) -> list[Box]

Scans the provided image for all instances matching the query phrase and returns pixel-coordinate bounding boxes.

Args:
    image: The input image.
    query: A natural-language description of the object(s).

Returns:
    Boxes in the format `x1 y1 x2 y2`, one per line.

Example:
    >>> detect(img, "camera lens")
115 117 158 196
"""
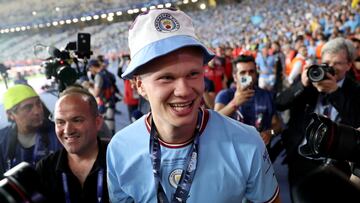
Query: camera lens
308 67 325 82
0 162 46 203
311 123 328 154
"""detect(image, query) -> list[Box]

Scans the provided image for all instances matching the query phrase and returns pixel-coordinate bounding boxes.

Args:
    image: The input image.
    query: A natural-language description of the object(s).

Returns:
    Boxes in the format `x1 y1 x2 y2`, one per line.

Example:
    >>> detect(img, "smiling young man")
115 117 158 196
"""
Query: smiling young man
107 8 280 203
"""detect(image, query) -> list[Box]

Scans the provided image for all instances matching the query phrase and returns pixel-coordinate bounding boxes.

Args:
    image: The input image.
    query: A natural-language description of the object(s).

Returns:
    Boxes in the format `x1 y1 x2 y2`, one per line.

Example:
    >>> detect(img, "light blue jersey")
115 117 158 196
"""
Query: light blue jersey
107 109 279 203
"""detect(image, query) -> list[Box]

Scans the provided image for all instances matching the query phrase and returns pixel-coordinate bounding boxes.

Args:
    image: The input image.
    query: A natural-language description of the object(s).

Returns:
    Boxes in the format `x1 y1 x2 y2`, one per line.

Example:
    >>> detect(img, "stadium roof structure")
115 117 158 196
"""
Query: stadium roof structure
0 0 183 32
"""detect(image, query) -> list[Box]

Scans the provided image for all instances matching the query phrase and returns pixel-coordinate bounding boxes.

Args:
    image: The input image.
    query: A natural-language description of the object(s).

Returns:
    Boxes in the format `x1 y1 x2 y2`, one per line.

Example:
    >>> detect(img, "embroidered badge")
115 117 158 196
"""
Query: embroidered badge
169 168 183 188
154 13 180 33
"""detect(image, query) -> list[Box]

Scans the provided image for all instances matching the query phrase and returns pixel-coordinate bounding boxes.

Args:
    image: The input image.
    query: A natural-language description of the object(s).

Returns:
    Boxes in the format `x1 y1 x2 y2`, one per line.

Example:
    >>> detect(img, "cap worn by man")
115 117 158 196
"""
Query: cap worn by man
3 84 38 110
121 8 214 79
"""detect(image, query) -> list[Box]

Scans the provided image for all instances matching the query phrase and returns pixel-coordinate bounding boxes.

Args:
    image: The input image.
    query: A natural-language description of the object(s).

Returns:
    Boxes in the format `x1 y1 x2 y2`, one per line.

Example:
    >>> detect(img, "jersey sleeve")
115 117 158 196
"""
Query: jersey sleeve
106 140 134 203
245 136 279 202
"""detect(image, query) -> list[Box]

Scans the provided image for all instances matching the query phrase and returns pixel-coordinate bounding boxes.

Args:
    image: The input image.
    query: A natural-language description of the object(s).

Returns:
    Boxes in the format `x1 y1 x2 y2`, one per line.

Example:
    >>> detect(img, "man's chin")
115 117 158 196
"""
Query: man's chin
29 120 44 130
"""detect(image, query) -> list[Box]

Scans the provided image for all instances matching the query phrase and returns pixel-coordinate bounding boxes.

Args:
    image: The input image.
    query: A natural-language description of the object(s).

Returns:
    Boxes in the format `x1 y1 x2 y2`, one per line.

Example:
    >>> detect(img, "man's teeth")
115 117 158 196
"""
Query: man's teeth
170 102 192 107
65 135 80 139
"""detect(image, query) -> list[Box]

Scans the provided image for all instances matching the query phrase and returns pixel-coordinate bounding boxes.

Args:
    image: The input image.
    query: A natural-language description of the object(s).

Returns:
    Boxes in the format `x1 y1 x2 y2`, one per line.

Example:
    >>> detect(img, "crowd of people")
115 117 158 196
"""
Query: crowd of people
0 0 172 28
1 0 360 202
1 0 359 66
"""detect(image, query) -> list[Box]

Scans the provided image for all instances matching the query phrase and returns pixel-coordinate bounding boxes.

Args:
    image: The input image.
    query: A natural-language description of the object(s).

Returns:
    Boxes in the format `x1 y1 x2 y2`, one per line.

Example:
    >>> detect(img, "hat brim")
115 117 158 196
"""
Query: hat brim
122 35 214 79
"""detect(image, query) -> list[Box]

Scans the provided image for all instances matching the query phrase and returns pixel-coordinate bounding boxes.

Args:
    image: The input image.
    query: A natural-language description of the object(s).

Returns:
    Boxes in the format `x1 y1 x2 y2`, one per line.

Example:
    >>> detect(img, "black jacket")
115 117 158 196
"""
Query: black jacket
275 75 360 160
36 137 109 203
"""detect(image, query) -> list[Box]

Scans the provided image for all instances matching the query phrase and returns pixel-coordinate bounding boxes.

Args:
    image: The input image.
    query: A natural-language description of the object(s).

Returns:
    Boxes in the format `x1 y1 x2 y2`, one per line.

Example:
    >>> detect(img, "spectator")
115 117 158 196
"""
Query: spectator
13 72 28 85
347 37 360 81
83 59 117 135
202 76 216 109
36 86 110 203
214 54 283 161
106 8 280 202
271 41 286 93
256 45 276 91
123 79 140 122
287 45 309 85
203 57 227 94
0 84 61 177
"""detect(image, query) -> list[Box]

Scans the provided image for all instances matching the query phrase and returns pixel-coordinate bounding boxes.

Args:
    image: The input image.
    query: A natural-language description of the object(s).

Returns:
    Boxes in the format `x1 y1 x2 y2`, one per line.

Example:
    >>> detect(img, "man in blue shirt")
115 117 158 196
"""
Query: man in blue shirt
214 55 283 156
107 8 280 203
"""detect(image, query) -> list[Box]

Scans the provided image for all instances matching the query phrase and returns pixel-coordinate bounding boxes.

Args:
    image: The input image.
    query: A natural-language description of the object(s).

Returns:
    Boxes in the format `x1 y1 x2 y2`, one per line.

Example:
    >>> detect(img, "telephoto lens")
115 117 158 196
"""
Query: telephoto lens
300 113 360 163
0 162 46 203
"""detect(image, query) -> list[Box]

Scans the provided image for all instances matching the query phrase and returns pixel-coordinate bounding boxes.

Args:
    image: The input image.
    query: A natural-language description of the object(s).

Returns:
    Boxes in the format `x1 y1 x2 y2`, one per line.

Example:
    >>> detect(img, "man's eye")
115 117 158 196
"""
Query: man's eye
189 72 200 78
55 121 64 126
74 119 83 123
159 76 173 81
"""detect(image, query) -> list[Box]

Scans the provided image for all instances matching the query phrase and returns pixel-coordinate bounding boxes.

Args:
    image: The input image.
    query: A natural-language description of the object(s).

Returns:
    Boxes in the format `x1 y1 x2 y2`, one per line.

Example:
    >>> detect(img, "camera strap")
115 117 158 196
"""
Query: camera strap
61 168 104 203
149 110 202 203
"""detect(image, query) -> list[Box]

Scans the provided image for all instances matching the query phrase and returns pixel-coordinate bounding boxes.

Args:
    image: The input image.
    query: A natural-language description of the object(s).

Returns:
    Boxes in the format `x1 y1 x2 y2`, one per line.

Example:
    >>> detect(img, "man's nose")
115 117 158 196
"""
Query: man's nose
31 102 43 114
174 78 192 97
63 122 75 135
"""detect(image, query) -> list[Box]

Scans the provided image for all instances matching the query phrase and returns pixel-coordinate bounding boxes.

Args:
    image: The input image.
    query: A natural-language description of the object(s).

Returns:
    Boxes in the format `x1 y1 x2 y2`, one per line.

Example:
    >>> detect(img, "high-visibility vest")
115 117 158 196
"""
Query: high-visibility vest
286 56 306 76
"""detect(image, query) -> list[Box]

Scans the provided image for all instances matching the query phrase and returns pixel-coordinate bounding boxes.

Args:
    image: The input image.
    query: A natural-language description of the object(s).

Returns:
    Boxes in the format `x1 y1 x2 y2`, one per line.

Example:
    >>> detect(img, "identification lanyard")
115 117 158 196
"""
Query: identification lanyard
61 168 104 203
149 110 202 203
7 134 42 170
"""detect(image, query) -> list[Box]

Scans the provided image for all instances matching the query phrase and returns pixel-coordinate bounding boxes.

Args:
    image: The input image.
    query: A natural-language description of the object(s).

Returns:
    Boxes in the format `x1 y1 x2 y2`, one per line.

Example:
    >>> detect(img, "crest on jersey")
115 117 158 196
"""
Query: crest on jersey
154 13 180 33
169 168 183 188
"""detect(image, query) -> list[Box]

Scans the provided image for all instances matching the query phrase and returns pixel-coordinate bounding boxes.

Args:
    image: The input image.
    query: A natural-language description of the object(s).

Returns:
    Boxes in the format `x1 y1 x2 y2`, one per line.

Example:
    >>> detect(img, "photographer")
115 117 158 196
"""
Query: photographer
275 37 360 200
214 54 283 161
0 84 61 178
83 59 117 135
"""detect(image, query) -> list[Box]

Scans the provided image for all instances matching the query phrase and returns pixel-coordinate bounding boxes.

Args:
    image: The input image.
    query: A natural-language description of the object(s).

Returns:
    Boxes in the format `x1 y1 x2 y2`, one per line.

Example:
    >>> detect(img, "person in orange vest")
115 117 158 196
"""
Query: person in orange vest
287 45 308 85
315 33 327 64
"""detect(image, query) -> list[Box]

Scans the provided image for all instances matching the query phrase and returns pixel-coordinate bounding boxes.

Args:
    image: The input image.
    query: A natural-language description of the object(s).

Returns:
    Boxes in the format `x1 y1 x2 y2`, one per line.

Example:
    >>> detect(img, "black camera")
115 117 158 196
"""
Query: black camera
299 113 360 164
307 64 335 82
37 33 92 92
0 162 46 203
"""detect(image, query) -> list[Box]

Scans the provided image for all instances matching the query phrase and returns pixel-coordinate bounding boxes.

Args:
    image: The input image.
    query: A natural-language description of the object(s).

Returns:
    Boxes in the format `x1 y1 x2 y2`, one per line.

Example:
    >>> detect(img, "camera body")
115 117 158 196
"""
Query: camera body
307 64 335 82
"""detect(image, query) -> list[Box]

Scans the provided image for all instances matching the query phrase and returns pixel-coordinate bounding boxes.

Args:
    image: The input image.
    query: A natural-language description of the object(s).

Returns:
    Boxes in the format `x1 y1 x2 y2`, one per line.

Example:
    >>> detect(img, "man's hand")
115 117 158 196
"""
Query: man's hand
301 65 311 87
260 130 273 145
312 73 338 94
232 81 255 107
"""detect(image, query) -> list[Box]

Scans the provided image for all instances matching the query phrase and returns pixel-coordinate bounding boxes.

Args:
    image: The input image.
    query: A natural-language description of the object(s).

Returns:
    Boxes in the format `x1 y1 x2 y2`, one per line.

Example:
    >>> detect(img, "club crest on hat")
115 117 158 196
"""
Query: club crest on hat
154 13 180 33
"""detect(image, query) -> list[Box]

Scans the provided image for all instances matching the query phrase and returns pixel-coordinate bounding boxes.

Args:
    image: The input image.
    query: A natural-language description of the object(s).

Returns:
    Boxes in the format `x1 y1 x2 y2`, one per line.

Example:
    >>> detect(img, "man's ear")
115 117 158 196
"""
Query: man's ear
6 110 15 122
134 77 147 99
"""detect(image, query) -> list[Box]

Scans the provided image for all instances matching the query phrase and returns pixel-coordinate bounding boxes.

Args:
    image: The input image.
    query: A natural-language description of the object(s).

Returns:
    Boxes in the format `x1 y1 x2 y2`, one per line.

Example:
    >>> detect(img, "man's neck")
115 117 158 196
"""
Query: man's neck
17 132 36 148
151 115 198 144
67 141 99 186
